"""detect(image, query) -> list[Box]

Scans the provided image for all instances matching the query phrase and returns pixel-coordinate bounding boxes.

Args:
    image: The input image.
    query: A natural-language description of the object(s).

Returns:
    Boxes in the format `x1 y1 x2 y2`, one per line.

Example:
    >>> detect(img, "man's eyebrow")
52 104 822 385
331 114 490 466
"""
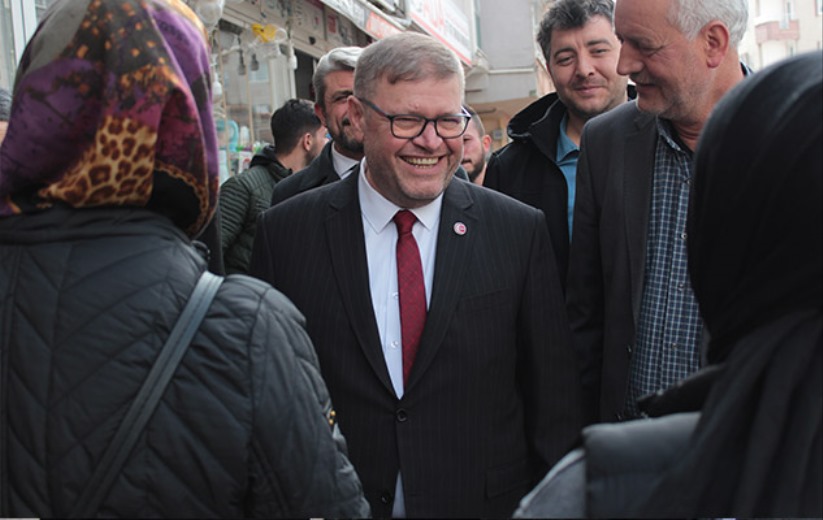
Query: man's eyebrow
586 38 615 47
552 46 577 58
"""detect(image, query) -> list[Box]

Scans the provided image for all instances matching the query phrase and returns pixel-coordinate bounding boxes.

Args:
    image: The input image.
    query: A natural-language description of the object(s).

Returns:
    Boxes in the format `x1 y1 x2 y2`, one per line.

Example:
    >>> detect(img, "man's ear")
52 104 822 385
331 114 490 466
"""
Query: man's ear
314 103 327 126
703 21 731 68
348 96 365 133
481 134 492 153
302 132 313 152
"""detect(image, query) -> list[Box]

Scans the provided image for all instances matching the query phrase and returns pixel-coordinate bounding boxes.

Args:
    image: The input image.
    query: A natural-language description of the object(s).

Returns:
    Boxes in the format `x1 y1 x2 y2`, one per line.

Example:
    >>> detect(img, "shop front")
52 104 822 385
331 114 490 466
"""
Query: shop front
205 0 373 181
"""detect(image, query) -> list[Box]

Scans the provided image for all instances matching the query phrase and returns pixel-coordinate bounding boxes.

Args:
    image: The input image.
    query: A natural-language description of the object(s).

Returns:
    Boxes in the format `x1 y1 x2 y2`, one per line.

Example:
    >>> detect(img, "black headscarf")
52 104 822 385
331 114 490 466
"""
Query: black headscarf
632 51 822 517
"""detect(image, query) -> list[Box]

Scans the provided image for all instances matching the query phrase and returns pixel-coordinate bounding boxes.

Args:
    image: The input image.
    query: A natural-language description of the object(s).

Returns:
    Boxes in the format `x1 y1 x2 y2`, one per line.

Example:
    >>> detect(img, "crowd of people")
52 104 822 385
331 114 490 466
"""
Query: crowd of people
0 0 819 518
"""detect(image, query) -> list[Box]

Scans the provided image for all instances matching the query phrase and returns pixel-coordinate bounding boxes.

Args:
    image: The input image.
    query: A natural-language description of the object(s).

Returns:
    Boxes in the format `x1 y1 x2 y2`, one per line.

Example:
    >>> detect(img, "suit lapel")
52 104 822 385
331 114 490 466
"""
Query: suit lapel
405 179 476 392
325 169 395 394
623 110 658 325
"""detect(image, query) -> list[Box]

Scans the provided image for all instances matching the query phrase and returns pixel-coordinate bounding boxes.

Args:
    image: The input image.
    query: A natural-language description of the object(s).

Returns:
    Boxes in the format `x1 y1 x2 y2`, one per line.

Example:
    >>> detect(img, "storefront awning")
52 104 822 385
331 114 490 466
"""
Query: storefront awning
319 0 404 40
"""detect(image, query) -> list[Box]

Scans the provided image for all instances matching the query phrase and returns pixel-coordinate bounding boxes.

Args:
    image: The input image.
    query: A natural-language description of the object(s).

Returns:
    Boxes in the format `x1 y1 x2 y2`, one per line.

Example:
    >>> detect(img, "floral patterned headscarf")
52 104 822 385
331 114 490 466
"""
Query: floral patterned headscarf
0 0 217 237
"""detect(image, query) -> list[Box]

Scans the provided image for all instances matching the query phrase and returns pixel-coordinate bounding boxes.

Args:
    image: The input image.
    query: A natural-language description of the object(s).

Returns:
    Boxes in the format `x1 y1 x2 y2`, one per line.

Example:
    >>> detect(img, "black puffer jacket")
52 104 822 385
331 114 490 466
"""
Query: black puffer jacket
0 206 369 518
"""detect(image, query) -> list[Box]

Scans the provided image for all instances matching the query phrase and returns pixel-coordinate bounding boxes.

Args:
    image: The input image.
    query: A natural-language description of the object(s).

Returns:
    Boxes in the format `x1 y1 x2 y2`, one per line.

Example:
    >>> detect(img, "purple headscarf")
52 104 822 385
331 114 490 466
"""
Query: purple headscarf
0 0 218 237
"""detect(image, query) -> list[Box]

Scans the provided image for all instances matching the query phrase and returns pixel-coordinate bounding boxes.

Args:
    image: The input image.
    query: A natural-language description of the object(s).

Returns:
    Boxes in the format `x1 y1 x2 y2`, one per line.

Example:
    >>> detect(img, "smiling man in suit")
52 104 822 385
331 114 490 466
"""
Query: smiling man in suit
250 32 582 518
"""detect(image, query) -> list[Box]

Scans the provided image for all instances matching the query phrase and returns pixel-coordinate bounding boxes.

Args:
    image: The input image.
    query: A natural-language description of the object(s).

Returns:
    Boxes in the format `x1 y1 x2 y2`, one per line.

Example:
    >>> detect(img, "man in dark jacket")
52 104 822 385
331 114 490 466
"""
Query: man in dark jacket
220 98 326 273
270 47 364 206
483 0 630 288
251 32 582 518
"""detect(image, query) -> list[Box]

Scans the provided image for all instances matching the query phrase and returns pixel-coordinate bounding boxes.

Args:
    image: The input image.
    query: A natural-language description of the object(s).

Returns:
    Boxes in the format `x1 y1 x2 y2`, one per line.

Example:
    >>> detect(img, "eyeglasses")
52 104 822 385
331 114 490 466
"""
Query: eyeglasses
359 98 471 140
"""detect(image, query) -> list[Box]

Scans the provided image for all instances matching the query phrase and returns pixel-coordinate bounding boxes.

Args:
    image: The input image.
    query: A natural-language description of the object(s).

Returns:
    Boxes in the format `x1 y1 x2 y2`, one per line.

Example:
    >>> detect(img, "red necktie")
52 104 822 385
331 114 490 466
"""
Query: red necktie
394 210 426 384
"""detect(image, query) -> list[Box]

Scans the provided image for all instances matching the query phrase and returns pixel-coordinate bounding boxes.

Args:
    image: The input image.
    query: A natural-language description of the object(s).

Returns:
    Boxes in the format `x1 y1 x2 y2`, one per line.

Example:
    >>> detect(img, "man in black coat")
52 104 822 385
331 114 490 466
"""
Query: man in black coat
251 32 582 518
483 0 630 289
270 47 364 206
566 0 750 424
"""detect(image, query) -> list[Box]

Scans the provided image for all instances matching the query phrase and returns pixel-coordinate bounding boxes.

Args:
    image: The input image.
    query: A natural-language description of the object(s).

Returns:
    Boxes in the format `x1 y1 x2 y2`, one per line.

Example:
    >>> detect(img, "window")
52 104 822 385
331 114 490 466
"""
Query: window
780 0 794 28
34 0 56 19
1 0 57 90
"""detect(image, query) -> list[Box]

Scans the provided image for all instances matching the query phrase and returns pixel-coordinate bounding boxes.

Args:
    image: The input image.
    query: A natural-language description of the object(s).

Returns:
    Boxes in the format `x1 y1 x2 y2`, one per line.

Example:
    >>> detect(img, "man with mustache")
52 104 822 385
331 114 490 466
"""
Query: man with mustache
484 0 630 290
566 0 750 424
270 47 365 206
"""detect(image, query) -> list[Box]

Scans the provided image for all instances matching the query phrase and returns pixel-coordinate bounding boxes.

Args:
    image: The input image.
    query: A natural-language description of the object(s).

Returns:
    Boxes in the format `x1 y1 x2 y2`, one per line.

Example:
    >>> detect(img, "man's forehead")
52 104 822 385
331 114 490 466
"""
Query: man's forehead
551 16 615 44
325 71 354 88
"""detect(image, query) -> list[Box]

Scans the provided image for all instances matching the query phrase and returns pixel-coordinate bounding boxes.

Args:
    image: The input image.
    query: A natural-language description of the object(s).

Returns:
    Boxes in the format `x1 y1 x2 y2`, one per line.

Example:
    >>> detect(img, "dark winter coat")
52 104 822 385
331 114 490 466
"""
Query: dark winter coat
484 88 635 289
220 145 291 273
484 94 570 288
0 205 369 518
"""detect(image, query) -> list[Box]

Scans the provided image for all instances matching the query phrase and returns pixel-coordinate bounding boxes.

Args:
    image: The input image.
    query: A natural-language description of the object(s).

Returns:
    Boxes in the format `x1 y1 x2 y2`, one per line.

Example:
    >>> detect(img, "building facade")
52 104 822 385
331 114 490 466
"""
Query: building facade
739 0 823 70
1 0 490 179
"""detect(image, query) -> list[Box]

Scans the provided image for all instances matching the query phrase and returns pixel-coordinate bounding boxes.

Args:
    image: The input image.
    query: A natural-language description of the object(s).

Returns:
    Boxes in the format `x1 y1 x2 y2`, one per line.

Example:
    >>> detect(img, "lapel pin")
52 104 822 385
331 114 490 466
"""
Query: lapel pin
453 222 467 236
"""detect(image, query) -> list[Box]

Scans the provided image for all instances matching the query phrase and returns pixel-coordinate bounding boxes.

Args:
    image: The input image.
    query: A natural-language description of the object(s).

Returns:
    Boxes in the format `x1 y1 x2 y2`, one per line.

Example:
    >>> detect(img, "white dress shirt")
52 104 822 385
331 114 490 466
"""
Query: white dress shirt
332 146 360 180
358 159 441 517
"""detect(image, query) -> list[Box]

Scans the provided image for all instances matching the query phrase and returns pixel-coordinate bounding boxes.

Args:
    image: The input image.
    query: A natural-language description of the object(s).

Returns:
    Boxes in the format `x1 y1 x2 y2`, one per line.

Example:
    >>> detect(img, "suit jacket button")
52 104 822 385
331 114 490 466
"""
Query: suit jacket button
626 344 633 356
615 412 625 421
396 408 408 422
381 491 394 504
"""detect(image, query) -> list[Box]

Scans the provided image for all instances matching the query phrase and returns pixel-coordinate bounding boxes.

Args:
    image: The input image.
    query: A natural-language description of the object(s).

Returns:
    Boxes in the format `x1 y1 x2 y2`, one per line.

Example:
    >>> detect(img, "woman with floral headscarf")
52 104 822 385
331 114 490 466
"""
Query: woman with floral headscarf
0 0 368 517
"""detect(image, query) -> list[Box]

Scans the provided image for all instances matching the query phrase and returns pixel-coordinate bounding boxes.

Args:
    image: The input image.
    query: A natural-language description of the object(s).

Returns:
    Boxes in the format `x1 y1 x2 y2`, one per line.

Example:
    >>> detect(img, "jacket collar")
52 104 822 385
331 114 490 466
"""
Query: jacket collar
509 85 638 161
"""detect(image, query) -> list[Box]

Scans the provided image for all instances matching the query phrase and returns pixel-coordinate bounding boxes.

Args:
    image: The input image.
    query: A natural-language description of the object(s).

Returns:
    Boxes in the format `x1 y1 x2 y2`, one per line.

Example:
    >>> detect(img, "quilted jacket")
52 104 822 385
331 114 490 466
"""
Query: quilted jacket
0 205 369 518
220 146 291 274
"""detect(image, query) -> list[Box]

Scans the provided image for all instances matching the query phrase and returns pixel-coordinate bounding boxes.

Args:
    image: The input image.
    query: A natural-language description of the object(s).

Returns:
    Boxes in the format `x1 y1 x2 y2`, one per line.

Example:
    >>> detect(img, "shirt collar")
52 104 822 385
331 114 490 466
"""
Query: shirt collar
358 158 443 234
332 145 360 179
556 113 579 162
656 117 686 153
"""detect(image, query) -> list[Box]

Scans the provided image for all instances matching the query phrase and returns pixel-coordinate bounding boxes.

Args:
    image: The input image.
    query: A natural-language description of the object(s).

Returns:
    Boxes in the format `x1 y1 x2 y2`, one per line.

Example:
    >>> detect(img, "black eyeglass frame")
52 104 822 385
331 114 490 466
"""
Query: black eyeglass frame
358 98 472 140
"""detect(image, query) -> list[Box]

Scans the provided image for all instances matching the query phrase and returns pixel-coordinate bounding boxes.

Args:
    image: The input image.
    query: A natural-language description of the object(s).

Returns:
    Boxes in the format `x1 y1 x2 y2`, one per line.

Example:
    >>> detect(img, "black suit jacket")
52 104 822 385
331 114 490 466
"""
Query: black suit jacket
566 100 659 424
251 169 582 518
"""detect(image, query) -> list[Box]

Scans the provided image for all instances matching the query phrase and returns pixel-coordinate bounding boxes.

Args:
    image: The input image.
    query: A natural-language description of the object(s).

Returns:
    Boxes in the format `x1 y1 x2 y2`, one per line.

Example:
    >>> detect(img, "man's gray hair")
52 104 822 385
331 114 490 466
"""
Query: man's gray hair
0 87 11 122
354 32 465 101
668 0 748 47
313 46 363 109
537 0 615 63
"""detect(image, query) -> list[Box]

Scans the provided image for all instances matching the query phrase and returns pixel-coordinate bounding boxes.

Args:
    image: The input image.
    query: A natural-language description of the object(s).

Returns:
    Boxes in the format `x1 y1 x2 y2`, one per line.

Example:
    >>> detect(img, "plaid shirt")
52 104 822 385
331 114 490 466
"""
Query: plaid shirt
626 119 703 417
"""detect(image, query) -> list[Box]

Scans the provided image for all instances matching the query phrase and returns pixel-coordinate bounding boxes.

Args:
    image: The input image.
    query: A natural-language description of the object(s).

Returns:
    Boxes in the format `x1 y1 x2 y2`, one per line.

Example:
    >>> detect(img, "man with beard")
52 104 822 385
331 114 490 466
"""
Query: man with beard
483 0 630 290
566 0 750 424
221 98 327 273
270 47 365 206
461 105 492 185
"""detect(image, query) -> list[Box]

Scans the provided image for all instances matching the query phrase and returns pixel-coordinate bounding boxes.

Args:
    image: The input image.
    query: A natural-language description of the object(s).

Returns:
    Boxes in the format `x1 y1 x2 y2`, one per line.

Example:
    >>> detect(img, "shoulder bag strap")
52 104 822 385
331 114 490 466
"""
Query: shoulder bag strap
69 270 223 518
